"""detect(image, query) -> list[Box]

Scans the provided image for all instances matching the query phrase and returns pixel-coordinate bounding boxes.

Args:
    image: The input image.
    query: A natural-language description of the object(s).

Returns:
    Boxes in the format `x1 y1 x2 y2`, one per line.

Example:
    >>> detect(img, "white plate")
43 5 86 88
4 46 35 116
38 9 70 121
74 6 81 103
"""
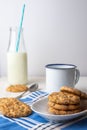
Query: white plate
32 96 87 123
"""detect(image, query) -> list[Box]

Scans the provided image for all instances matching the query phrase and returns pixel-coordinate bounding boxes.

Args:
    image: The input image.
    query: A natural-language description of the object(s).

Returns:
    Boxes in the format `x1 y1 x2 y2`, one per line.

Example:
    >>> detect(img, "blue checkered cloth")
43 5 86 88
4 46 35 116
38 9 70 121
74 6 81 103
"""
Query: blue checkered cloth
0 90 87 130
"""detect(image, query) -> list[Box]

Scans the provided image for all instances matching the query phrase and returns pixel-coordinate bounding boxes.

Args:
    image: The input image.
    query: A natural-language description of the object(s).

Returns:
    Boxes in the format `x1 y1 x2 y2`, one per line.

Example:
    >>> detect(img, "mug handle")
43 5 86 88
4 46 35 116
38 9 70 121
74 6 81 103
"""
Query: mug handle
75 69 80 84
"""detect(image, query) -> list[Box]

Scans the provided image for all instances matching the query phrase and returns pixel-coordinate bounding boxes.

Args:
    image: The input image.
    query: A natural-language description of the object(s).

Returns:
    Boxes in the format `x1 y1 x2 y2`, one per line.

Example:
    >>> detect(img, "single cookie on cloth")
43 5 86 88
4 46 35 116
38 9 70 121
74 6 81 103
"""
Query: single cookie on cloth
48 91 80 105
48 101 80 111
60 86 87 99
6 84 28 92
48 107 81 115
0 98 32 118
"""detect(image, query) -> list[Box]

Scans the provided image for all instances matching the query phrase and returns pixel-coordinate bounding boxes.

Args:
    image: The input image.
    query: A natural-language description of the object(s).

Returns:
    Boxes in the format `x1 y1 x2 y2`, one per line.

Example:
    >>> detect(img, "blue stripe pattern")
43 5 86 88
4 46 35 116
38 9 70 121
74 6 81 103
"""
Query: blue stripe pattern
0 90 50 130
0 90 86 130
61 117 87 130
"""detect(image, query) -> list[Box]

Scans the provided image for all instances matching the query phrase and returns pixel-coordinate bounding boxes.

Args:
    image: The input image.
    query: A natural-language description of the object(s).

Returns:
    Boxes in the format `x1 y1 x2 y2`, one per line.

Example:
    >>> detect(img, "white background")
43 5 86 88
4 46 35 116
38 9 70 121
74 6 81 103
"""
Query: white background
0 0 87 77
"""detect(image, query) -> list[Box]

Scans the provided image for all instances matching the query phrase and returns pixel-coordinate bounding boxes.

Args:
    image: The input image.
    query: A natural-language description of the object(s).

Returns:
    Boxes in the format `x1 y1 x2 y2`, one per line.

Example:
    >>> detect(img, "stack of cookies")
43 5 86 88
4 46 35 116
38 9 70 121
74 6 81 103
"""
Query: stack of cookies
48 86 87 115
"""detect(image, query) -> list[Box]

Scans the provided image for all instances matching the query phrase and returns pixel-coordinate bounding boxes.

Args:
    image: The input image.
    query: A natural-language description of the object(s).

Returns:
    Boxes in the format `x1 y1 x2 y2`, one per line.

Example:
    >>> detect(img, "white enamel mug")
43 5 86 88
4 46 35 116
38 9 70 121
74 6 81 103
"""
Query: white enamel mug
45 64 80 93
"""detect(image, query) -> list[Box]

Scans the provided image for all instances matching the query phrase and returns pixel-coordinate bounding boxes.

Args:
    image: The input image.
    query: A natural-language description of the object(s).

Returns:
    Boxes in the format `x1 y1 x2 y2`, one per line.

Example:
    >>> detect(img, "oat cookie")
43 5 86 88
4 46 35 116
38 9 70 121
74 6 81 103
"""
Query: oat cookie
0 98 32 117
48 91 80 105
48 101 80 110
6 84 28 92
80 91 87 99
48 107 81 115
60 86 81 96
60 86 87 99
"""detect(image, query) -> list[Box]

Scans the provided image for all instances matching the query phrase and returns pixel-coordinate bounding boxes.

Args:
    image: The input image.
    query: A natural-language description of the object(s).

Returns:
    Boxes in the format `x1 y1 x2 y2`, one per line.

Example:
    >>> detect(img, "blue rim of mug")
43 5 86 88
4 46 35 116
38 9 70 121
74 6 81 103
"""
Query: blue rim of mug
45 64 77 69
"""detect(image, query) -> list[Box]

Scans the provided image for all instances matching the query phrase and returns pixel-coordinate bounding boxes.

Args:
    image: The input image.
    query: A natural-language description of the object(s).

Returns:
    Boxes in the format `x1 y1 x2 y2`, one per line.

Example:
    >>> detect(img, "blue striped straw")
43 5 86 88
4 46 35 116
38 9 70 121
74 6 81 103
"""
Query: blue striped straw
16 4 25 52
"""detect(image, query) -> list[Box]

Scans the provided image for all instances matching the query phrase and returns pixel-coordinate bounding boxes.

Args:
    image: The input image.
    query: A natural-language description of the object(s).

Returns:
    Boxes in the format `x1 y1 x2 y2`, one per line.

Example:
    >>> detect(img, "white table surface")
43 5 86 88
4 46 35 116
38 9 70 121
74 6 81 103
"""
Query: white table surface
0 76 46 98
0 76 87 97
0 76 87 130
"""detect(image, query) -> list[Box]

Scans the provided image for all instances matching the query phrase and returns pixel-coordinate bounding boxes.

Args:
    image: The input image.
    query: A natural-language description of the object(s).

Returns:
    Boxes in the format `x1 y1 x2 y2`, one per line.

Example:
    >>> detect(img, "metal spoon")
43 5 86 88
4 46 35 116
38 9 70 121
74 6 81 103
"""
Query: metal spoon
16 83 38 99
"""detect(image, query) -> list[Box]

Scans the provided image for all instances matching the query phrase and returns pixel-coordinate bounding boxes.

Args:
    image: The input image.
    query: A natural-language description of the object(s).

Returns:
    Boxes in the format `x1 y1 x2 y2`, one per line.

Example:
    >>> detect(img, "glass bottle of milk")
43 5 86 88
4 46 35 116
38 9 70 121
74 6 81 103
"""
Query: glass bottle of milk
7 27 28 85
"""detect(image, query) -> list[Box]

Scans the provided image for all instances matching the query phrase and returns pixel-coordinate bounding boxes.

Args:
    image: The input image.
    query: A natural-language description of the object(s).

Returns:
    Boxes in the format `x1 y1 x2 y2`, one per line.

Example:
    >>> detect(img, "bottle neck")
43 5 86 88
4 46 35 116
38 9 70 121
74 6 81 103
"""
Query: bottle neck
7 27 26 52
